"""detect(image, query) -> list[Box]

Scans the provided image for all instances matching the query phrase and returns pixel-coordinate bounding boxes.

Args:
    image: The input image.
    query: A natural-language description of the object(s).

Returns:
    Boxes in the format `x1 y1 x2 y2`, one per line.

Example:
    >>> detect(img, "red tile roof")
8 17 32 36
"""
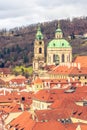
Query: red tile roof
42 78 80 88
1 101 21 113
71 106 87 120
0 68 11 74
0 79 5 85
49 65 87 76
44 65 56 71
74 56 87 67
34 108 72 121
49 99 75 109
34 77 43 84
49 66 72 75
7 111 66 130
9 78 27 84
33 121 66 130
33 89 64 103
80 124 87 130
69 67 87 75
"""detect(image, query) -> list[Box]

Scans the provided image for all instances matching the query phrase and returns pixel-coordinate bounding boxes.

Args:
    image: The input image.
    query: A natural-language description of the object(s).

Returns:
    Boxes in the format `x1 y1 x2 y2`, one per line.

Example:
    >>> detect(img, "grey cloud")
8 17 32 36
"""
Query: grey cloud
0 0 86 29
35 0 87 7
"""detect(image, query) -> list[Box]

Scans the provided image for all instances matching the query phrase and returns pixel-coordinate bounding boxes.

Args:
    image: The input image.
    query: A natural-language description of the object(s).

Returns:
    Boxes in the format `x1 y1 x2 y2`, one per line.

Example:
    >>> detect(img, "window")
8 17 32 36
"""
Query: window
18 107 22 110
55 55 59 61
73 111 77 115
67 56 69 62
42 104 44 108
78 76 80 80
83 102 87 106
53 55 59 62
53 54 60 65
21 97 25 101
62 43 64 46
65 119 71 123
53 54 55 62
39 41 42 45
78 112 82 116
60 119 66 124
39 48 42 53
15 124 19 127
62 54 64 62
53 43 55 46
8 98 11 100
50 97 53 99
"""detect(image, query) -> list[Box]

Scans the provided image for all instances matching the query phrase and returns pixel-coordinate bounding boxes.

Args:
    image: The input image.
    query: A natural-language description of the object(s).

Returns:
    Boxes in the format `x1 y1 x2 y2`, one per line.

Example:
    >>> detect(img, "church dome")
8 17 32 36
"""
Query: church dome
47 23 71 48
47 39 71 48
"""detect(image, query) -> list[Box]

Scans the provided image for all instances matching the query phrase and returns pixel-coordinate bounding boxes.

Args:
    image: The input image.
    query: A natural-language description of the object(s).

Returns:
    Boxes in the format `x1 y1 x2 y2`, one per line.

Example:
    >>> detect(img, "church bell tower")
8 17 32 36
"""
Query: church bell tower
33 25 45 72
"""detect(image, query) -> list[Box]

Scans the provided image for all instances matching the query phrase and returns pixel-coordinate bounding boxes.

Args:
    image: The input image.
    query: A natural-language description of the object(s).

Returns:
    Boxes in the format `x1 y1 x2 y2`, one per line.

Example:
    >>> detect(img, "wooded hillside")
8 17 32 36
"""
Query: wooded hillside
0 17 87 67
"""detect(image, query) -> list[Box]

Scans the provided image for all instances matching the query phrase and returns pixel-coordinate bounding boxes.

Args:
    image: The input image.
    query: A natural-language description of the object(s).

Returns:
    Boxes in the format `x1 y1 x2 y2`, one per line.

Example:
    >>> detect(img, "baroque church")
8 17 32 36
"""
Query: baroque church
33 23 72 73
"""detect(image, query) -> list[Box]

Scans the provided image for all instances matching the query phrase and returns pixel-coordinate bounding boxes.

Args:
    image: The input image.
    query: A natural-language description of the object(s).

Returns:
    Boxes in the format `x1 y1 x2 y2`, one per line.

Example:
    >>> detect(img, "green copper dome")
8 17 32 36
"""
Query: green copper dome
48 22 71 48
36 26 43 40
47 39 71 48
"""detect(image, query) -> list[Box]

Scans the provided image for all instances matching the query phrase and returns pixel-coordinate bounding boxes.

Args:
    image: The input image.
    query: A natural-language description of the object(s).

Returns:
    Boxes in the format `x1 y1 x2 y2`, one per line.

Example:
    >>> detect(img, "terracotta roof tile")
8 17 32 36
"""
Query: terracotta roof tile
7 111 66 130
74 56 87 67
34 77 43 84
33 89 64 103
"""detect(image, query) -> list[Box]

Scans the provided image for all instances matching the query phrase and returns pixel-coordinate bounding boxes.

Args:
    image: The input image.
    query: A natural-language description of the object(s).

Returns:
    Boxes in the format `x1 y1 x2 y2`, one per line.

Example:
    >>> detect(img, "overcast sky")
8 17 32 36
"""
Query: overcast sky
0 0 87 30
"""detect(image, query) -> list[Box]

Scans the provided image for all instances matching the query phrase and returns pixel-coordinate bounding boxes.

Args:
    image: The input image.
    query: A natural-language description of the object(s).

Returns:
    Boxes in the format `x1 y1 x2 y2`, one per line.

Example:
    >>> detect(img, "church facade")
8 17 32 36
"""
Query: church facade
33 23 72 72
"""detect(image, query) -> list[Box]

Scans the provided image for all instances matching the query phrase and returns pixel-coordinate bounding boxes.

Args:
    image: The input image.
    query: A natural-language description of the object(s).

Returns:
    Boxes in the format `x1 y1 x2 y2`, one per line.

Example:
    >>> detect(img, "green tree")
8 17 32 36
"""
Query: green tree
16 44 21 53
23 55 29 63
7 48 10 54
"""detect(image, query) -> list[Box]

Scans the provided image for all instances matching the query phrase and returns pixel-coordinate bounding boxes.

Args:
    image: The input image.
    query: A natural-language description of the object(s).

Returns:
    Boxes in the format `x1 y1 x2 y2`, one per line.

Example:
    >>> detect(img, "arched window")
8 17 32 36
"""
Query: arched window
53 54 59 64
55 55 59 65
39 48 42 53
53 54 55 62
55 55 59 61
62 54 64 62
69 54 70 62
67 56 69 62
39 41 42 45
